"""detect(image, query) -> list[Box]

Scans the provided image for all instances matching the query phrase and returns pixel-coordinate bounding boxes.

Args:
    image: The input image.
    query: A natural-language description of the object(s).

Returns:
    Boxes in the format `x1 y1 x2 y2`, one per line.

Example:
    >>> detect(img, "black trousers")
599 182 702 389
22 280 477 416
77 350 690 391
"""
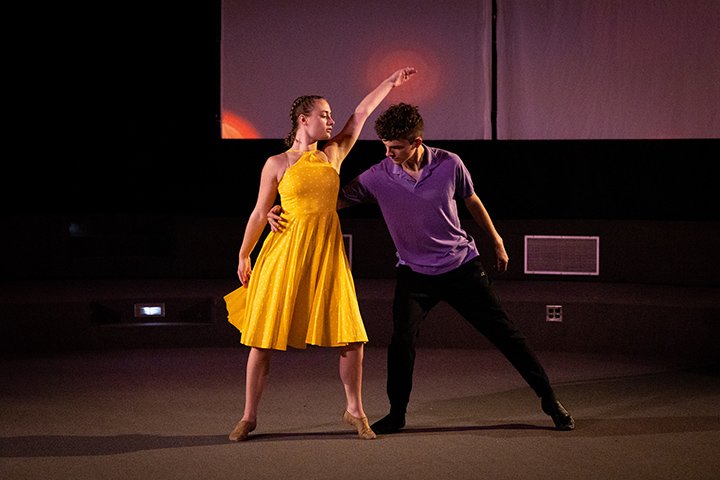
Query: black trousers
387 257 554 415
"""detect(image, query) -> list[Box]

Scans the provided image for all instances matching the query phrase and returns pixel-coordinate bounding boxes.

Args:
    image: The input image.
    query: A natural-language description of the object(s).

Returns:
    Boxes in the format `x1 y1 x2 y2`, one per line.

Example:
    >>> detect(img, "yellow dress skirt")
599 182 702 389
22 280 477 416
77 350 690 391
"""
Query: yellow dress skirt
224 150 368 350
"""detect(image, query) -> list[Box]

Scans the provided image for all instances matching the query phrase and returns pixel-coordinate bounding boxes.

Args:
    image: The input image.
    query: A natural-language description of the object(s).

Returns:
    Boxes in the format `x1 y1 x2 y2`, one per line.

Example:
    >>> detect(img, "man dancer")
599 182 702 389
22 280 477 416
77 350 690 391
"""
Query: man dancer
270 103 574 433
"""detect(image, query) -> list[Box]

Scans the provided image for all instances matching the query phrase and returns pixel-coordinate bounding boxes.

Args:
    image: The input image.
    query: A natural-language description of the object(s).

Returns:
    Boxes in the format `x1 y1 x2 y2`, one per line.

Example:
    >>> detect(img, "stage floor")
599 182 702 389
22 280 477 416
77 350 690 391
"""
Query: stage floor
1 346 718 480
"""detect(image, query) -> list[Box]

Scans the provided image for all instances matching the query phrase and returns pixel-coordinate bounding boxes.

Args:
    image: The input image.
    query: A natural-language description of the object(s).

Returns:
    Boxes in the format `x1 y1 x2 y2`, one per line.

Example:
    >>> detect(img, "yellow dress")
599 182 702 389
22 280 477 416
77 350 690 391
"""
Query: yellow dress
224 150 368 350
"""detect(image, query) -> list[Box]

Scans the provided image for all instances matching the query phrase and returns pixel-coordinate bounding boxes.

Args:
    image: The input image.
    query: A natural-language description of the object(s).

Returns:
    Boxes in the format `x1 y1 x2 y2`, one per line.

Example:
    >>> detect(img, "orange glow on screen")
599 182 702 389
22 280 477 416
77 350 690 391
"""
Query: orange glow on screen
222 110 261 139
366 49 440 105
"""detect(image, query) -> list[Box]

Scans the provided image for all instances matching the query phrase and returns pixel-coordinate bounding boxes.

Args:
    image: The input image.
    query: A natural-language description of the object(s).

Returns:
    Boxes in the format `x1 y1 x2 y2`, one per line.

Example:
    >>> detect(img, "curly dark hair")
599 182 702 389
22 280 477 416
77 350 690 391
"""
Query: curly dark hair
374 103 424 142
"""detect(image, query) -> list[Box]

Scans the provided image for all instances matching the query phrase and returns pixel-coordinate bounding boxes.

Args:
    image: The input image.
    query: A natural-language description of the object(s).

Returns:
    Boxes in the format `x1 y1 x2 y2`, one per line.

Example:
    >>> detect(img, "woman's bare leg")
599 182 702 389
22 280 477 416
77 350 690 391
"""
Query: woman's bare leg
242 347 272 422
229 347 271 441
339 342 366 418
340 342 376 439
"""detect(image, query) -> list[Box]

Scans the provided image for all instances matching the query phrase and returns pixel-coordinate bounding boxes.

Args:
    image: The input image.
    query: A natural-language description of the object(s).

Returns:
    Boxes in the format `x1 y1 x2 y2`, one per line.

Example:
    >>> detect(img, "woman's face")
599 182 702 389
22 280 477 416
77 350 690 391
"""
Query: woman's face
301 99 335 140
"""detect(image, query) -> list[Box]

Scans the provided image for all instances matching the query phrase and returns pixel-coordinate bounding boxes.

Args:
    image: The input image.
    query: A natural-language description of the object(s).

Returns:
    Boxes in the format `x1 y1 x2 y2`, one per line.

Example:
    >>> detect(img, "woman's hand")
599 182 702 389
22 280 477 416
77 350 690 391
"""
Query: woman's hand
388 67 417 87
237 255 253 286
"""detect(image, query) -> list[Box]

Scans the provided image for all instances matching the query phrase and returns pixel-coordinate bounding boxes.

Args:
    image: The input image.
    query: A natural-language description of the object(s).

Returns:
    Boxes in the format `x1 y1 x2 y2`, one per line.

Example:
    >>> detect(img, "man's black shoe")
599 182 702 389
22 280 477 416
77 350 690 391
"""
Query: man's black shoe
541 398 575 430
370 413 406 434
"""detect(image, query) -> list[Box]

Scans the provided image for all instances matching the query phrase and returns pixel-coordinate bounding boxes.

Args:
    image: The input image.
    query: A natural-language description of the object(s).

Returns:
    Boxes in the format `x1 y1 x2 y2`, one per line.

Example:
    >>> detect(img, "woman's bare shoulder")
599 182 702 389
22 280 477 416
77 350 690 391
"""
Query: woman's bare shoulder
263 152 290 171
317 146 338 170
265 151 288 164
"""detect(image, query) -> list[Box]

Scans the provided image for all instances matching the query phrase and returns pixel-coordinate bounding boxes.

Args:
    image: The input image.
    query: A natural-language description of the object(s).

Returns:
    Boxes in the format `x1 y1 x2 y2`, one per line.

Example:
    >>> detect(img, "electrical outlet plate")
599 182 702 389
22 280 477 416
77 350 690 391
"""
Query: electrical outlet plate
546 305 563 322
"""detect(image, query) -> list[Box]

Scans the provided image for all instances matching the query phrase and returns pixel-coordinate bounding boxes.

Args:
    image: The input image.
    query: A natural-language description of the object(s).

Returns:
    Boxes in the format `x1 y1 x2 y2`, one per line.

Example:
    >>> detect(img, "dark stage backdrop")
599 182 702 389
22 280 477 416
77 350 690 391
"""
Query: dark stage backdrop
4 0 718 221
0 1 718 286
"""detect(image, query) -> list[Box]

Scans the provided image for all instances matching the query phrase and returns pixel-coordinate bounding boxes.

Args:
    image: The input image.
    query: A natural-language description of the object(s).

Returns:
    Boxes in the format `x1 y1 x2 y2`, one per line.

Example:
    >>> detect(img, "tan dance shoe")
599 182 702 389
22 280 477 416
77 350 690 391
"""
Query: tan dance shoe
343 410 377 440
229 419 257 441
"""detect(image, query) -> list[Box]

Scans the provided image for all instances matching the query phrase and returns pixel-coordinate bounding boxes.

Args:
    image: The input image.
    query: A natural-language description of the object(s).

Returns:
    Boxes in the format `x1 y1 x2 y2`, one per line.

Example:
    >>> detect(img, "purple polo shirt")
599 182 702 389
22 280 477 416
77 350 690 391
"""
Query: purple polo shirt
342 145 479 275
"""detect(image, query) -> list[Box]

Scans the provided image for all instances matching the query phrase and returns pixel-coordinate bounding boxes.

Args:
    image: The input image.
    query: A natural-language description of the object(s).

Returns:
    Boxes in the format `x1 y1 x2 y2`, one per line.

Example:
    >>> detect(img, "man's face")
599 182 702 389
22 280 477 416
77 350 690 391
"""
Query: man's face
382 138 420 165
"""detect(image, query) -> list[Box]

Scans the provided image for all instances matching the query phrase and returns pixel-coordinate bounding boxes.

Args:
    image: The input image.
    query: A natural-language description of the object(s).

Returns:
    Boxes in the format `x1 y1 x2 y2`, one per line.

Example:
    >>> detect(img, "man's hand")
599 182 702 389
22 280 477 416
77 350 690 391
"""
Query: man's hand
494 244 509 274
267 205 286 233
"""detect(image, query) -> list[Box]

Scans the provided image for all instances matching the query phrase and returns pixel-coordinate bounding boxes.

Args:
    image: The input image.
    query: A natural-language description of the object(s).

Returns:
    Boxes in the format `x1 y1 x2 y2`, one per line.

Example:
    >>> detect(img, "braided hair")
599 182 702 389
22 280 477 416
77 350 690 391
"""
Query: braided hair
284 95 324 148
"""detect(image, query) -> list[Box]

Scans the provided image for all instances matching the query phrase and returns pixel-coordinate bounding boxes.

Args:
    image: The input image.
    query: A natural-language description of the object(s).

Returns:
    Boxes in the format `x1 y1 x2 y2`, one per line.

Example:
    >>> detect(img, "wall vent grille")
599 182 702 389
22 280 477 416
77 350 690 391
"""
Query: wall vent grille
524 235 599 275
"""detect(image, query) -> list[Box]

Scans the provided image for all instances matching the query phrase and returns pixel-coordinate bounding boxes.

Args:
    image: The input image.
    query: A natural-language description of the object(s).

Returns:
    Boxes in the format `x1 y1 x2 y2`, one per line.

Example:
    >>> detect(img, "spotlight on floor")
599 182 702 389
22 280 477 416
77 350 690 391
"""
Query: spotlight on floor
134 303 166 318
